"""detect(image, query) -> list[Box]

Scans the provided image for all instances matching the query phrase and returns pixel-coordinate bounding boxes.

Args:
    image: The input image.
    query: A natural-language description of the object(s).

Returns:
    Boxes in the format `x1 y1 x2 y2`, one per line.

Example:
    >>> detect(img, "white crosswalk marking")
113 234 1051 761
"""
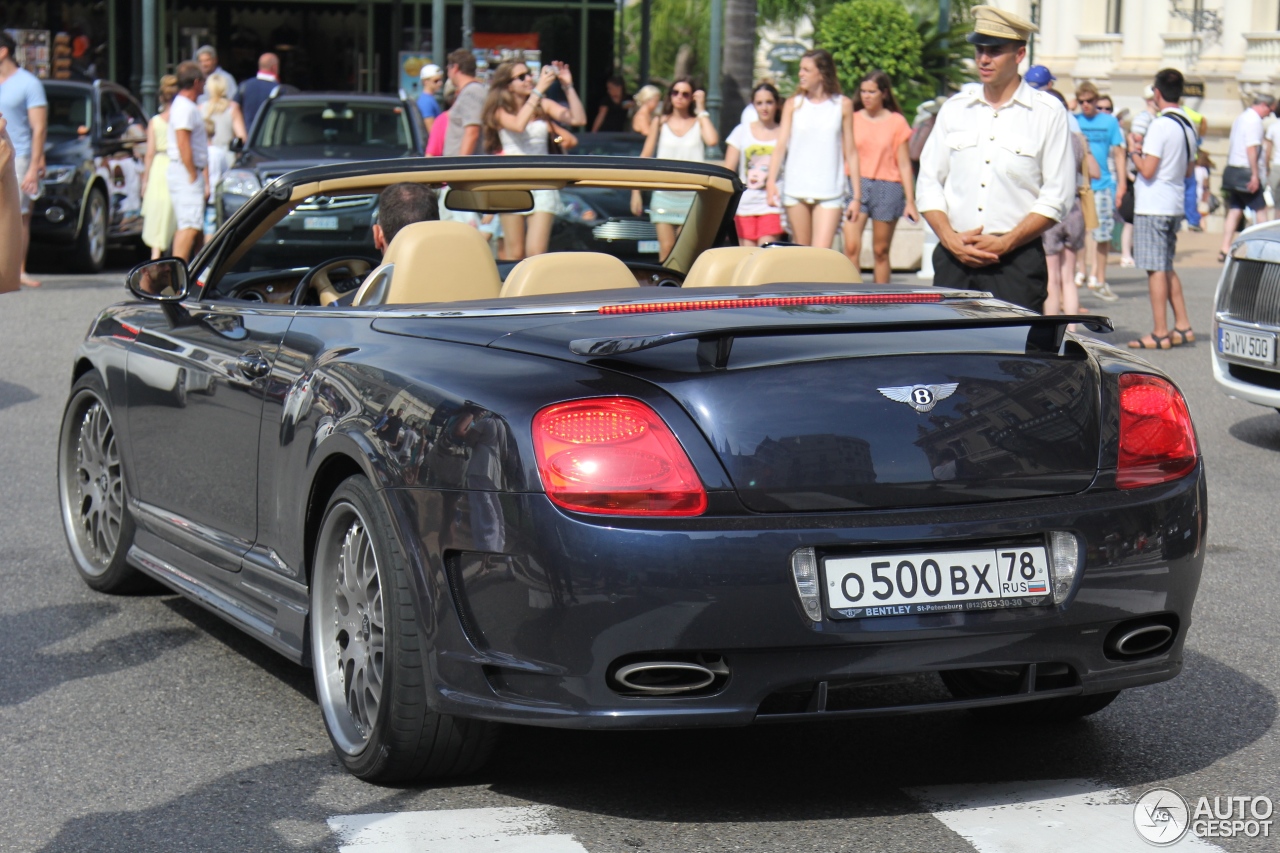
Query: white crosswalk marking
907 779 1226 852
327 806 590 853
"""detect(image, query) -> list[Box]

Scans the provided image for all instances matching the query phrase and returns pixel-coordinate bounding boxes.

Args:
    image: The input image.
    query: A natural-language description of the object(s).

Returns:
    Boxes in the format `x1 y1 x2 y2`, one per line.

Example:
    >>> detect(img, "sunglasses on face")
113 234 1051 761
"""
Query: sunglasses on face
513 71 531 82
1079 97 1097 104
672 90 693 98
1099 105 1114 112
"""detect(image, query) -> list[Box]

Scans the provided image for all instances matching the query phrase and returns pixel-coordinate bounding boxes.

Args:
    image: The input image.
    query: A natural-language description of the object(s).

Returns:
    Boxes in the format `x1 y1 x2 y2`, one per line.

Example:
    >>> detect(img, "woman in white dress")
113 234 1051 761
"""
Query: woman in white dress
481 59 586 260
631 77 719 260
199 75 247 196
765 49 859 249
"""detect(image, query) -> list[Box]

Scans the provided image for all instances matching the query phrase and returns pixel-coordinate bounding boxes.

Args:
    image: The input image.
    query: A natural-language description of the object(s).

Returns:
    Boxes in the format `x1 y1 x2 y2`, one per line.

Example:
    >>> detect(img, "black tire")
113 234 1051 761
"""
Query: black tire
73 187 108 273
57 371 148 593
310 475 498 782
941 668 1120 722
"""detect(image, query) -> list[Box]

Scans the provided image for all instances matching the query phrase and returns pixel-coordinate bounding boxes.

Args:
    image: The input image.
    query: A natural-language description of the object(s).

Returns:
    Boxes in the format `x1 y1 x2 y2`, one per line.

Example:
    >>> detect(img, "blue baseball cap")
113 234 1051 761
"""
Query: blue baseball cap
1025 65 1055 89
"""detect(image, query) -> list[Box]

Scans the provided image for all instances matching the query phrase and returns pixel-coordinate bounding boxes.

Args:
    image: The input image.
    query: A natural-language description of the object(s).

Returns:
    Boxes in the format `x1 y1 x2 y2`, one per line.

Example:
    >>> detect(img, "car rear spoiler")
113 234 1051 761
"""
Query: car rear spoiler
569 315 1112 367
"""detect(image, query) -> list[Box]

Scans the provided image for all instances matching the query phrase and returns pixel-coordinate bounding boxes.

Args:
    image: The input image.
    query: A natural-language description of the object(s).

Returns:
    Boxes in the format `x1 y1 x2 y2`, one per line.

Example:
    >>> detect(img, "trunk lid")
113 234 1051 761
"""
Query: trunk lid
373 296 1105 510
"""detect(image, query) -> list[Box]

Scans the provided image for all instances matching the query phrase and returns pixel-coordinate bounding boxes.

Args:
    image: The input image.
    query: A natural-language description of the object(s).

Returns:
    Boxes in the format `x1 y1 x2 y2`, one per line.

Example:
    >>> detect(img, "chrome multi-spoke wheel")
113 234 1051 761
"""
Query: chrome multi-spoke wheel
310 475 498 781
314 502 385 754
58 372 142 592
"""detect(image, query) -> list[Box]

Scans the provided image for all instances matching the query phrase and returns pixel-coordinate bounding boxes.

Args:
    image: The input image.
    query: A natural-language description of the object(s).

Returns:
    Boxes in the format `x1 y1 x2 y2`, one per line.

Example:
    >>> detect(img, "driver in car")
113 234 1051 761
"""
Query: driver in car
314 182 439 306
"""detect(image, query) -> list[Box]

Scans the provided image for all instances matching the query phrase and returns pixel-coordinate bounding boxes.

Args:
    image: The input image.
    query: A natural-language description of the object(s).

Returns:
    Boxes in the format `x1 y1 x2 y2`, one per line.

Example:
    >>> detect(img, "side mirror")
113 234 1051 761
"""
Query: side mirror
229 137 245 153
127 258 189 302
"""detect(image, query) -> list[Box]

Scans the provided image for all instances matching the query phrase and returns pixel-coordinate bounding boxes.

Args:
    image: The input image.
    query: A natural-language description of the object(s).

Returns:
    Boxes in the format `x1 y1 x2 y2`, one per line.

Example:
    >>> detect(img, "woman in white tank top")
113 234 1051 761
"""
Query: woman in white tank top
765 49 860 249
481 59 586 260
631 77 719 261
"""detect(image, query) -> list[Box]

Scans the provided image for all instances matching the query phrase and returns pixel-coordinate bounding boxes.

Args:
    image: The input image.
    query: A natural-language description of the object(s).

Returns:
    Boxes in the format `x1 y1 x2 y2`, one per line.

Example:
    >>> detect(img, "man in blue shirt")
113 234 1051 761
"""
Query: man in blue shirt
0 30 47 287
1075 80 1127 301
417 64 443 136
235 53 282 132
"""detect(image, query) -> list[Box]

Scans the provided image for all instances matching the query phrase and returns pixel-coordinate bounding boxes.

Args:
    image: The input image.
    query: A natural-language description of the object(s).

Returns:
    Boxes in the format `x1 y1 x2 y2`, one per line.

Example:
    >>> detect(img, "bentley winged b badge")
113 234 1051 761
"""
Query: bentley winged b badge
878 383 959 413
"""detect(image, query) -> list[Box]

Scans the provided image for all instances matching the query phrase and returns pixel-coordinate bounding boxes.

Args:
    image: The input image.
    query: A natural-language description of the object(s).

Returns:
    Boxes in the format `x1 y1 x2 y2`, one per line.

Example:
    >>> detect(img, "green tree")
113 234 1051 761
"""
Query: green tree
815 0 926 113
621 0 713 86
905 0 980 98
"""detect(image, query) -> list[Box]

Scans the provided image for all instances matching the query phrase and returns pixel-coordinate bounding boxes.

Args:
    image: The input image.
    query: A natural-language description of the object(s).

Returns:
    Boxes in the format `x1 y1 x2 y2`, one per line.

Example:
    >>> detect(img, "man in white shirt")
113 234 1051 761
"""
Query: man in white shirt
1219 93 1274 257
194 45 237 105
916 5 1075 312
1128 68 1198 350
167 61 209 262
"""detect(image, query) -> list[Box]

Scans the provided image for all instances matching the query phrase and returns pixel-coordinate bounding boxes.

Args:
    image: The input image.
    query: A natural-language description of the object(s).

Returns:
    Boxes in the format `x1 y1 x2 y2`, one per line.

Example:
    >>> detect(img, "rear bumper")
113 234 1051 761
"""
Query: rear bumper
390 467 1206 728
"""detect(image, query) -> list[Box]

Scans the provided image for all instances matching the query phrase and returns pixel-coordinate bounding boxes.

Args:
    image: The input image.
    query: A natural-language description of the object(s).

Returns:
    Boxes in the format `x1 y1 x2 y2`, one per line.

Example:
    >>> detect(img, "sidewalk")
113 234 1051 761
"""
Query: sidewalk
1170 226 1229 269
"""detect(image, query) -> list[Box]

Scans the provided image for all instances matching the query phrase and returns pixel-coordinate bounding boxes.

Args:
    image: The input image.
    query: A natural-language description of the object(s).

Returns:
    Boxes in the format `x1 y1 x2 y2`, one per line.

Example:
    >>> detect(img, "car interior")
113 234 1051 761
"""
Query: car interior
192 165 865 307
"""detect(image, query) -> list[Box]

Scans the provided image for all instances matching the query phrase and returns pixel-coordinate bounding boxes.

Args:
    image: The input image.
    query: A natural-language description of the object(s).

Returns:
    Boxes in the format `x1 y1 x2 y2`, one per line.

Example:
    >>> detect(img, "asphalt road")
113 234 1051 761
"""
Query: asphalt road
2 261 1277 852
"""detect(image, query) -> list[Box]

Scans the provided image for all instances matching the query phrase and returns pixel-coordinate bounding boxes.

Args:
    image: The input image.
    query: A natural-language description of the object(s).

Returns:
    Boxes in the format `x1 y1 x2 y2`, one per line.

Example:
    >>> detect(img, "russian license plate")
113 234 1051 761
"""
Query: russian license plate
637 239 660 254
824 546 1051 619
303 216 340 231
1218 324 1275 365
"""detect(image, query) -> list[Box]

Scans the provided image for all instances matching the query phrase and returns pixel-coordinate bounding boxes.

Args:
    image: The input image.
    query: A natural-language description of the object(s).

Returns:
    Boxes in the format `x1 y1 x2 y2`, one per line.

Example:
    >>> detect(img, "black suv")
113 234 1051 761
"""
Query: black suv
216 91 424 269
32 80 148 271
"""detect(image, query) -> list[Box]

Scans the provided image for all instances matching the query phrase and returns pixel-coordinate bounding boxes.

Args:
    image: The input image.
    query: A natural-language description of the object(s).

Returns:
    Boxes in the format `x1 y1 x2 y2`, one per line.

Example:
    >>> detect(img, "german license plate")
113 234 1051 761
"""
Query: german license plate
637 240 660 254
303 216 340 231
824 546 1051 619
1218 324 1275 365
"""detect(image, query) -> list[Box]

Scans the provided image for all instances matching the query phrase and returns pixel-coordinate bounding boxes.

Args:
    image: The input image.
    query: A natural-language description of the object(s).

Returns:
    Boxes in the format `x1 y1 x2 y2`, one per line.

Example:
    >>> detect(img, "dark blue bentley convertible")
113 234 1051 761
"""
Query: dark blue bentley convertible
58 156 1206 782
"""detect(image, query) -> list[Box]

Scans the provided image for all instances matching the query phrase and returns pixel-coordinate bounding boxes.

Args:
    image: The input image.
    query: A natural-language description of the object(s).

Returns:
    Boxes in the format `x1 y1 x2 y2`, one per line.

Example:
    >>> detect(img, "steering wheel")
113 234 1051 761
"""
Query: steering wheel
291 256 379 306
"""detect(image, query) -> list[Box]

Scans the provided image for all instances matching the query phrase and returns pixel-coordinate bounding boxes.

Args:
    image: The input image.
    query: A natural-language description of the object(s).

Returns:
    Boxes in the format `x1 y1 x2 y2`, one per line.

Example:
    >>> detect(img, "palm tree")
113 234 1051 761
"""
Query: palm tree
722 0 757 135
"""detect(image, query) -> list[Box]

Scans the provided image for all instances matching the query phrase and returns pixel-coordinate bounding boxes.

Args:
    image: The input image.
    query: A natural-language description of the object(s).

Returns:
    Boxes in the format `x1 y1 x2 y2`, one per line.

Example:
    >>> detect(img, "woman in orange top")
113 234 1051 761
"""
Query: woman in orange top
842 71 918 283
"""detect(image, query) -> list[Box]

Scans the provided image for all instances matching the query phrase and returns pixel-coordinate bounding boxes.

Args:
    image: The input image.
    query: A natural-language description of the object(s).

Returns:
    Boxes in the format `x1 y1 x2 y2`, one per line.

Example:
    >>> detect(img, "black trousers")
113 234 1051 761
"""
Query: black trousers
933 239 1048 313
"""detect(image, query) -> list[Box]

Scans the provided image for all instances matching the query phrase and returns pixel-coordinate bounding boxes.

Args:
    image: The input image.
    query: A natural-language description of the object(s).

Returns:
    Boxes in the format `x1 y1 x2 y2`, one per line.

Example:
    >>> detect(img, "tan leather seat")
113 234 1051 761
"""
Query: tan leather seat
680 246 759 288
353 220 501 306
499 252 639 298
732 246 863 288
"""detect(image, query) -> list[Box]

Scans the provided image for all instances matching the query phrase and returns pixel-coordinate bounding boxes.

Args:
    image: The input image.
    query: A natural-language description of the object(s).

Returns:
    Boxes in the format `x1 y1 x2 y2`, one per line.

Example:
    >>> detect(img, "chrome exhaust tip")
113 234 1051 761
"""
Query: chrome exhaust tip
1105 616 1178 660
612 657 729 695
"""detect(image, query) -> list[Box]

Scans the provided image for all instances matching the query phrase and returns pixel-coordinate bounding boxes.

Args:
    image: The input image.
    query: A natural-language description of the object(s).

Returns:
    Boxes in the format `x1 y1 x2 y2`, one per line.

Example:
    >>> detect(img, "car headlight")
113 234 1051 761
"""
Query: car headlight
559 194 600 223
43 164 76 184
220 169 261 197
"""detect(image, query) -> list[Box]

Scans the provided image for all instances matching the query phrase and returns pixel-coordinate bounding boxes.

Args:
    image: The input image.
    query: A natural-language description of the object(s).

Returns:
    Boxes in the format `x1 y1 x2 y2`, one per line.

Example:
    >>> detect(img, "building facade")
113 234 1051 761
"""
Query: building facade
2 0 616 112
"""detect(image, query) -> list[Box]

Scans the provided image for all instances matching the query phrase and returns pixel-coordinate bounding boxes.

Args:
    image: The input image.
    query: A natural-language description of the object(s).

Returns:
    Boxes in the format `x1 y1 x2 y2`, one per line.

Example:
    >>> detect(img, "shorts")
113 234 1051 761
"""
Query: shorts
166 163 207 231
14 154 41 215
734 213 784 242
858 178 906 222
1090 186 1115 243
1269 168 1280 204
783 194 845 210
1134 214 1180 272
1042 202 1085 255
1225 187 1266 212
510 188 561 217
649 190 694 224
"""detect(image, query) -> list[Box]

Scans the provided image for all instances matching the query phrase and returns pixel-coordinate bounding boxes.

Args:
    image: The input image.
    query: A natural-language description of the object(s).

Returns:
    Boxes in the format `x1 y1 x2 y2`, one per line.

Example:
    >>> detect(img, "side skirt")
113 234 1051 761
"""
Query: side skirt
127 544 309 664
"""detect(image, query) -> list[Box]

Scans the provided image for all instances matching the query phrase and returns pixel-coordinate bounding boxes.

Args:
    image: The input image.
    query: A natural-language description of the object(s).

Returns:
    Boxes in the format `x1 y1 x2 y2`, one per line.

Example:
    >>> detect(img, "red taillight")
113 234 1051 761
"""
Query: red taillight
532 397 707 516
1117 374 1198 489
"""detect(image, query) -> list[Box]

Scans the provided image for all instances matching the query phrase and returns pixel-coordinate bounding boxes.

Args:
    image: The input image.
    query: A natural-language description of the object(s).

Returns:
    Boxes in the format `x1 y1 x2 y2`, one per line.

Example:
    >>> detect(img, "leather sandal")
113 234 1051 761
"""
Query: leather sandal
1170 327 1196 346
1128 333 1172 350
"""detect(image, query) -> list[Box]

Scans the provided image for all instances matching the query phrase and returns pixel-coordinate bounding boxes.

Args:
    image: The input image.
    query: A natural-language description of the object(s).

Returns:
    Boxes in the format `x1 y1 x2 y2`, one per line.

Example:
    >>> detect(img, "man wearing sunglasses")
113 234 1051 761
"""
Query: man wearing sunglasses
1075 80 1125 302
916 5 1074 312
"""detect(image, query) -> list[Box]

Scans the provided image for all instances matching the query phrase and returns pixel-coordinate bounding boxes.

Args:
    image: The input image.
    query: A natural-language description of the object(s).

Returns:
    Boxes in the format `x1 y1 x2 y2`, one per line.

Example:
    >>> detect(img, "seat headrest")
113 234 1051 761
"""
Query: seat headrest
499 252 639 298
732 246 862 288
681 246 759 288
359 220 501 306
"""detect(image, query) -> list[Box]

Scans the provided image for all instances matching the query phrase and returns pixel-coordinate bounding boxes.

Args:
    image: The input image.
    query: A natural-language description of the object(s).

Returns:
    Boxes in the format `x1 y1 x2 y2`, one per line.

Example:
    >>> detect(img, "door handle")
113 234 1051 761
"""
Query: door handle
236 352 270 379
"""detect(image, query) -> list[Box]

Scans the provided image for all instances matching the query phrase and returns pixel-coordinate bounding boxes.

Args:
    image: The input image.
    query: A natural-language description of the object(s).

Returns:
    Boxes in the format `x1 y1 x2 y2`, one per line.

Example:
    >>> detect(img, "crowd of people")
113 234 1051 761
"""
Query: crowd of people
0 9 1265 324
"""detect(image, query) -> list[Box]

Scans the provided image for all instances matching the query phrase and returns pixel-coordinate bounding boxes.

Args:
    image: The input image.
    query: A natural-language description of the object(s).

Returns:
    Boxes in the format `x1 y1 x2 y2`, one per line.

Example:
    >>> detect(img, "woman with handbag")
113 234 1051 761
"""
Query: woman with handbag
481 59 587 260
